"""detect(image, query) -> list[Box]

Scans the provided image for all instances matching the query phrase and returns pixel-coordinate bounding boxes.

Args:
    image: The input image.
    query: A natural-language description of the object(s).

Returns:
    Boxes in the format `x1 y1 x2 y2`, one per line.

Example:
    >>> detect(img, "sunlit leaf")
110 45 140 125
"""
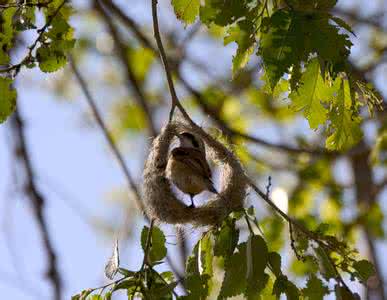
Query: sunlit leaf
171 0 200 24
141 225 167 264
0 77 16 123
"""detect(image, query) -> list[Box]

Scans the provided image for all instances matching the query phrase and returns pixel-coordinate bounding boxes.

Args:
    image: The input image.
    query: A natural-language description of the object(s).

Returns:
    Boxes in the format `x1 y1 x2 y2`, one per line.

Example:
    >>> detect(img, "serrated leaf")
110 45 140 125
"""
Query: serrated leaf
290 58 337 129
245 235 269 299
171 0 200 25
200 0 249 27
259 9 352 90
214 218 239 259
218 244 247 298
141 225 167 264
36 39 75 73
353 260 375 283
268 252 282 277
302 275 329 300
259 10 305 89
272 275 300 300
184 274 211 299
326 79 363 150
0 77 16 123
224 24 256 76
0 8 16 64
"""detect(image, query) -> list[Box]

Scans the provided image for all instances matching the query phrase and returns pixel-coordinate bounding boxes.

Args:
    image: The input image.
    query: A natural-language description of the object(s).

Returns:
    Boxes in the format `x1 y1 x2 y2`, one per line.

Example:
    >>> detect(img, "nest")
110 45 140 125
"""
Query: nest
142 120 248 226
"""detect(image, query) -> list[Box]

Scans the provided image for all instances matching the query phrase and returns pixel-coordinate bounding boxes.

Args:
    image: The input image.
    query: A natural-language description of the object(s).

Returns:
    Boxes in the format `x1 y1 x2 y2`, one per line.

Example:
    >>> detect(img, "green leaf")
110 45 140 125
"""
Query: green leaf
200 0 249 27
36 44 67 73
199 233 213 276
290 58 336 129
186 241 200 275
104 291 111 300
259 10 306 89
245 235 269 299
141 225 167 264
13 7 37 31
36 38 75 73
272 275 300 300
353 260 375 283
117 268 135 277
326 79 363 150
184 274 211 299
214 218 239 259
335 285 360 300
0 77 16 123
224 24 256 76
161 271 175 283
218 243 247 298
199 0 261 75
0 8 16 64
268 252 282 277
330 16 355 35
127 47 154 82
287 0 337 10
111 278 136 292
171 0 200 25
302 275 329 300
259 9 352 90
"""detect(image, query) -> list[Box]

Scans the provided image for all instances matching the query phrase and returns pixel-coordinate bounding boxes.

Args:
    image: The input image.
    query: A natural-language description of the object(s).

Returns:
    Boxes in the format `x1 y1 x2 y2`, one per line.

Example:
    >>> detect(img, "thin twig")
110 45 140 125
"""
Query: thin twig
151 0 193 124
69 55 146 215
95 0 158 137
289 223 303 261
10 108 62 300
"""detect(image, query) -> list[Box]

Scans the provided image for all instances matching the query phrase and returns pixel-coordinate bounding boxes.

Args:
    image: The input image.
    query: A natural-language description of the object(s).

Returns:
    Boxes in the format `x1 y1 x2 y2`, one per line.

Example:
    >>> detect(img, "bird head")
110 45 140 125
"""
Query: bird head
176 131 205 151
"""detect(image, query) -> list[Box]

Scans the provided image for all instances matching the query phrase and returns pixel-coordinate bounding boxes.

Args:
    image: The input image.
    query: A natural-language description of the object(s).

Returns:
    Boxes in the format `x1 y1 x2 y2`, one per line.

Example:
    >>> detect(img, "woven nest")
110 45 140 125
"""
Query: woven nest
142 120 248 226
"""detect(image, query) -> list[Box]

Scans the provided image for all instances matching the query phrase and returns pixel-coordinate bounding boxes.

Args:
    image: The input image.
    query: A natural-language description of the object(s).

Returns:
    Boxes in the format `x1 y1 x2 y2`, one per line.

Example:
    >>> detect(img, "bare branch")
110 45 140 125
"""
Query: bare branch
9 108 62 300
151 0 194 124
69 56 146 215
95 0 158 137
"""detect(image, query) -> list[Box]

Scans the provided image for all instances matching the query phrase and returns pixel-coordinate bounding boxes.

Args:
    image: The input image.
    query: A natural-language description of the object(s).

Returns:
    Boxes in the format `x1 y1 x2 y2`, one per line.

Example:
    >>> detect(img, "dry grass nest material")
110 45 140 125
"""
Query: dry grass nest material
143 121 248 226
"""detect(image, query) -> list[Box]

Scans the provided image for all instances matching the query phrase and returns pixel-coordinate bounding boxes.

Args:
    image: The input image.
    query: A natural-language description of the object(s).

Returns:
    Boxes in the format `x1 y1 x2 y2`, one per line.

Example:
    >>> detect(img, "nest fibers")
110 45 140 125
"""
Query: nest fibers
143 121 248 226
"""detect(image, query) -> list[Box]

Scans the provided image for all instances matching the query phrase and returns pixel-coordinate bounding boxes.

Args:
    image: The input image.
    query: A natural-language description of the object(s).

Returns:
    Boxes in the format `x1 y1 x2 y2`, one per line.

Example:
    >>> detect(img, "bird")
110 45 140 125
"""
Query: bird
166 131 218 208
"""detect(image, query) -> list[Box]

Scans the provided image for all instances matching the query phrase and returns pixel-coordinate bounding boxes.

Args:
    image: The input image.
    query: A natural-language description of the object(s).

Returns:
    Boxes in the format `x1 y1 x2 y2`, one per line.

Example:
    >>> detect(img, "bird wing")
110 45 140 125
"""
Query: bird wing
171 147 212 180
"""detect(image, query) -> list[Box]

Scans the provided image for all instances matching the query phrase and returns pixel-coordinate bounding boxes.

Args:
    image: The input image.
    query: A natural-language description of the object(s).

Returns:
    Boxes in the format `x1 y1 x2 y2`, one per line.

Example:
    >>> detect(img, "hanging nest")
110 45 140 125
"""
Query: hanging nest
143 120 248 226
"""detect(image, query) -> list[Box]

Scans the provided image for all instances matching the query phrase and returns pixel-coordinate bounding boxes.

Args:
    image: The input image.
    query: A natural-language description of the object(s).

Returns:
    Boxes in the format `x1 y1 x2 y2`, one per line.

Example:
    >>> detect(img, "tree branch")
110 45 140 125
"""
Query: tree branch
10 108 62 300
95 0 158 137
69 56 146 215
151 0 194 124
